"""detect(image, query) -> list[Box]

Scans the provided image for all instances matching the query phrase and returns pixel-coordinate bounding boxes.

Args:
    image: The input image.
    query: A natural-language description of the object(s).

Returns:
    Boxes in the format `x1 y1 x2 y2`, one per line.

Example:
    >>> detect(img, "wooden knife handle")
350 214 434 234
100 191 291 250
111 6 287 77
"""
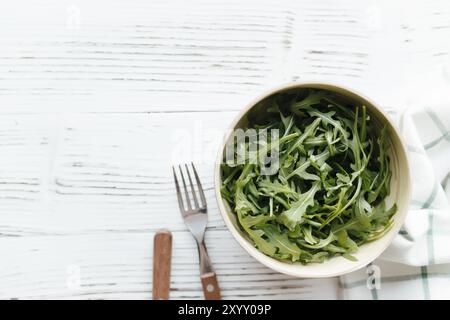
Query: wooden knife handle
201 272 221 300
152 230 172 300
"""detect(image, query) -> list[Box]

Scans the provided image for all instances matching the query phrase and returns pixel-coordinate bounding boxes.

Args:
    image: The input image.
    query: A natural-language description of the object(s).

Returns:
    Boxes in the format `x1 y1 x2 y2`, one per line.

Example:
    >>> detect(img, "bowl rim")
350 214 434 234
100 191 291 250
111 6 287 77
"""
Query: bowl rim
214 81 412 278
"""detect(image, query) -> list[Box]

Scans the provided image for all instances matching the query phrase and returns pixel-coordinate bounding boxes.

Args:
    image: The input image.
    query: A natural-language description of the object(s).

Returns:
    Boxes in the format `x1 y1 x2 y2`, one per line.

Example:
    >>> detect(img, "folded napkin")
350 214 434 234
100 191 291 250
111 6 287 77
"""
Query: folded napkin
340 103 450 299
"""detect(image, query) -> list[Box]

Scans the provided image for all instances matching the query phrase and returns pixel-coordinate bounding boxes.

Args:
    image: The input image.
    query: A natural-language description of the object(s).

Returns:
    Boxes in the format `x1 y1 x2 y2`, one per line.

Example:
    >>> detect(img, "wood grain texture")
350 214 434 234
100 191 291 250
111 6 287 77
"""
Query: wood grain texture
153 230 172 300
0 112 340 299
0 0 449 299
200 272 221 300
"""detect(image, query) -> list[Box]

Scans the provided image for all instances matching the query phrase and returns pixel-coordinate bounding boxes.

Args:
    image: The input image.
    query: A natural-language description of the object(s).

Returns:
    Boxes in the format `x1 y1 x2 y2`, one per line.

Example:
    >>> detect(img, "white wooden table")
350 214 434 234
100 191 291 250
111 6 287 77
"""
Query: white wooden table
0 0 449 299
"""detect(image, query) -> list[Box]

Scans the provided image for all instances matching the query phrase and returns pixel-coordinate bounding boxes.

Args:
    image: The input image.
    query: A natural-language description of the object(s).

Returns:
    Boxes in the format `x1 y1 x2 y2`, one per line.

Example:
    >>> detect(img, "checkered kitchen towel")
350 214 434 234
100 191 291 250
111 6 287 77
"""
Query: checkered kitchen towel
340 104 450 299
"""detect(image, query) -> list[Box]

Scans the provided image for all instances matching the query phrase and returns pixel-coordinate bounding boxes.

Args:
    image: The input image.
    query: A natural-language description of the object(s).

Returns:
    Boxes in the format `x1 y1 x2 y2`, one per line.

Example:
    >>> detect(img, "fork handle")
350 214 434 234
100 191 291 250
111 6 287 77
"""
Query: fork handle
153 230 172 300
197 241 221 300
201 272 221 300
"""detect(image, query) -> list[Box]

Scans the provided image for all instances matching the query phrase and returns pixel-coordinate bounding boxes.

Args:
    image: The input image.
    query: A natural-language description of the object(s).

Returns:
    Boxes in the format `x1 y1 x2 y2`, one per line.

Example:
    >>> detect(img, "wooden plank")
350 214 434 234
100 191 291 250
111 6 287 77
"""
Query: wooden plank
1 0 436 113
0 112 339 299
0 0 449 300
0 231 339 299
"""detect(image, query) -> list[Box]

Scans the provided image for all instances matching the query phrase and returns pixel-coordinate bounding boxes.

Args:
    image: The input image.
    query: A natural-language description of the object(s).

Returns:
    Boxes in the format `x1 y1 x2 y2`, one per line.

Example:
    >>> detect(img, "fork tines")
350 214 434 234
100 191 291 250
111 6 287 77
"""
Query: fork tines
172 163 207 213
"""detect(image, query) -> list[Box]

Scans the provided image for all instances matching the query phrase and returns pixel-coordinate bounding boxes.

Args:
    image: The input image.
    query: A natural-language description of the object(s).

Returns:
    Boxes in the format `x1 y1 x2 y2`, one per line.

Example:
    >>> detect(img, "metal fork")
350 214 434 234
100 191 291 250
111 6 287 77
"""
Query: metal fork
172 163 221 300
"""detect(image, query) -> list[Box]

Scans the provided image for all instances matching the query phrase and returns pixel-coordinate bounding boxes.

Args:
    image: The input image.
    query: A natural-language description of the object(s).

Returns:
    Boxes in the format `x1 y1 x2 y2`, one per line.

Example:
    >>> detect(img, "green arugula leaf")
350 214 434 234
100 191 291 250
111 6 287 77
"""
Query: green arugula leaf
261 224 301 261
277 181 321 231
221 88 397 264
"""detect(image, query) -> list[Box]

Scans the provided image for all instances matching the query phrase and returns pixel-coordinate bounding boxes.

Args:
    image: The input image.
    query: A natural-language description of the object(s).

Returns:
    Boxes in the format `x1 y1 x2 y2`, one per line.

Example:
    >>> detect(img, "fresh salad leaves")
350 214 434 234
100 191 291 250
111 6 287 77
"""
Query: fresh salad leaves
221 89 397 264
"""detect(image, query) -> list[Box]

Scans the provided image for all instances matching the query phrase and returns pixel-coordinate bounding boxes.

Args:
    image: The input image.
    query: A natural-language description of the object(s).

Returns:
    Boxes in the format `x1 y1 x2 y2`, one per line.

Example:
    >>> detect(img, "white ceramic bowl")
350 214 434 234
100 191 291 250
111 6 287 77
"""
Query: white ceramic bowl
214 82 411 278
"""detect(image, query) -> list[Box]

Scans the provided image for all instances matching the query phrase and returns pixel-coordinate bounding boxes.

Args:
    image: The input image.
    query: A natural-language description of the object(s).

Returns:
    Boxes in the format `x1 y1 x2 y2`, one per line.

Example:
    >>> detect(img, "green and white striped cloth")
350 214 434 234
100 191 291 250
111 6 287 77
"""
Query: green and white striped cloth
340 104 450 299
